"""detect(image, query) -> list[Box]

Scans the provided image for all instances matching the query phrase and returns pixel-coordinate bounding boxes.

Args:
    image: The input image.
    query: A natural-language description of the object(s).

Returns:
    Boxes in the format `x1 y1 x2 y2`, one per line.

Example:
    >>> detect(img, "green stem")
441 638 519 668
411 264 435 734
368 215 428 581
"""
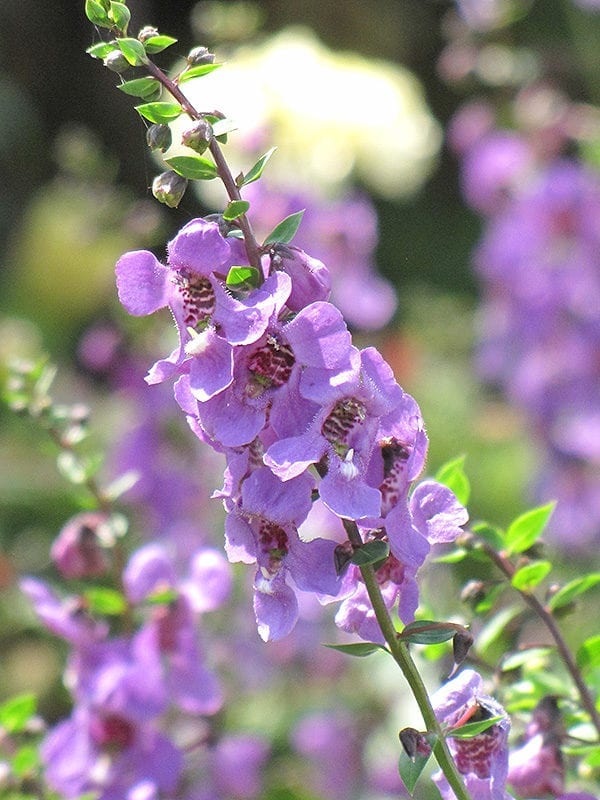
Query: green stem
342 521 471 800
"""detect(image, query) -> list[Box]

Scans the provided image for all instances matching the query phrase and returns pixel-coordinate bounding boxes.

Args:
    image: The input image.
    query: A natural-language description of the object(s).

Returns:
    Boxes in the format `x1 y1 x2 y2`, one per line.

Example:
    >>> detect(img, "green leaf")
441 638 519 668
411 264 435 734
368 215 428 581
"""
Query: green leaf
135 101 182 124
143 35 178 54
108 1 130 33
226 266 260 289
399 621 458 645
476 605 522 656
435 455 470 506
263 210 305 246
85 0 110 26
164 154 218 180
146 588 178 605
350 539 389 567
84 587 127 616
433 547 468 564
223 200 250 221
86 41 117 59
0 694 37 734
12 744 39 777
511 560 552 591
117 76 161 99
178 63 223 82
548 572 600 613
449 716 504 738
117 37 148 66
398 733 436 795
211 117 238 138
239 147 277 187
323 642 389 657
471 521 505 549
504 502 555 555
576 634 600 672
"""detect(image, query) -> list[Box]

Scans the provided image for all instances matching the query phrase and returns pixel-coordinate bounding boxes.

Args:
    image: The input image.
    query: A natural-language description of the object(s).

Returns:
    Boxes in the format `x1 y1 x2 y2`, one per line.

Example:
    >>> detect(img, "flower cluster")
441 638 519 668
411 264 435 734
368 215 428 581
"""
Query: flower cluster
116 215 467 641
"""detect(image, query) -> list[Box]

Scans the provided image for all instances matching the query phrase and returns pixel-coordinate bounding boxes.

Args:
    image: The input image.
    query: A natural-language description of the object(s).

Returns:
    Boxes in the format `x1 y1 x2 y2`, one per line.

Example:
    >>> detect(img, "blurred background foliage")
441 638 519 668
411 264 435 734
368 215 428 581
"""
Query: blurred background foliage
1 0 599 749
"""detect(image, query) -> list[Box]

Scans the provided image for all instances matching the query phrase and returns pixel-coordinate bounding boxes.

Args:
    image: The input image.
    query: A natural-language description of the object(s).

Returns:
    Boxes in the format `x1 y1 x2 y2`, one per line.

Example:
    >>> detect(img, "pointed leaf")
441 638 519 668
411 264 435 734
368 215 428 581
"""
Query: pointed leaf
135 102 182 124
84 587 127 616
164 154 218 180
143 34 177 54
108 2 130 33
548 572 600 613
576 634 600 672
85 0 110 26
239 147 277 187
117 76 161 99
351 539 389 567
86 42 117 59
400 620 458 645
263 210 305 246
223 200 250 221
505 502 555 555
178 63 223 82
435 455 470 506
449 716 504 738
471 521 505 549
117 37 148 66
323 642 389 657
500 647 552 672
398 733 437 795
0 694 37 734
511 560 552 591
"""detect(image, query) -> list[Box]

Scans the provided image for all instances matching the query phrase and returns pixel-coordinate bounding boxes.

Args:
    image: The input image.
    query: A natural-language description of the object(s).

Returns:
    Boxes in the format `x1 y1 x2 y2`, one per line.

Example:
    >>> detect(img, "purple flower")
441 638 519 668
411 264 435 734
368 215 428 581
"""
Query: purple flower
224 466 341 640
431 669 511 800
50 512 109 579
42 706 183 800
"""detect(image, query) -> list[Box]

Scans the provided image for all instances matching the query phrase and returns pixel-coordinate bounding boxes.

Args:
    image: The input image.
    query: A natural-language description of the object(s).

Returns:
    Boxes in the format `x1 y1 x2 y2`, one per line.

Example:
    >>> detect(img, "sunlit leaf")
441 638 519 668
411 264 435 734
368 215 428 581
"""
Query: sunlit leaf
164 155 218 180
239 147 277 187
548 572 600 613
226 266 260 289
0 694 37 734
449 716 504 738
263 210 305 246
505 502 555 555
143 35 177 54
108 1 130 33
511 560 552 591
223 200 250 221
117 37 148 66
178 63 223 82
85 0 110 26
84 587 127 616
576 634 600 673
86 42 117 59
135 102 182 124
435 455 470 506
117 76 161 98
350 539 389 567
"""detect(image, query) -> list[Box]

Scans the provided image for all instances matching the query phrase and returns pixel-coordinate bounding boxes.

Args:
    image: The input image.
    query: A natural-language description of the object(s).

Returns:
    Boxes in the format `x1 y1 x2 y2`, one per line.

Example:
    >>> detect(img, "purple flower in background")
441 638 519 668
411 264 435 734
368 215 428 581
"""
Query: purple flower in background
50 511 110 580
432 669 511 800
186 734 270 800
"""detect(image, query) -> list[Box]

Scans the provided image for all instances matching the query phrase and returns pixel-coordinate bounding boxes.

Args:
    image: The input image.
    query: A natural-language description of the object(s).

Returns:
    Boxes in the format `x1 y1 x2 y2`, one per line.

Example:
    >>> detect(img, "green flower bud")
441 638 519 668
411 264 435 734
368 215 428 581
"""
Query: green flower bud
152 170 187 208
181 119 213 154
104 49 130 73
146 124 172 152
138 25 159 43
187 46 215 66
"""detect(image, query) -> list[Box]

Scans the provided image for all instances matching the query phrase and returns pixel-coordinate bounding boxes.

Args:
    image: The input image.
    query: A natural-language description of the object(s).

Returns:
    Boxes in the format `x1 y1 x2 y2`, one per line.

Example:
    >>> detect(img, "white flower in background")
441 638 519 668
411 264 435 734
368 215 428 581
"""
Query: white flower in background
165 26 441 200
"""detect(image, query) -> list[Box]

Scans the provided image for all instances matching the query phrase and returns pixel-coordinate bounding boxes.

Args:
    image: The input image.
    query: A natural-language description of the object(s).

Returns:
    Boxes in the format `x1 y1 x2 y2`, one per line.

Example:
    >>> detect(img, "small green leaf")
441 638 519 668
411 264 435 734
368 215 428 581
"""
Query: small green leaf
351 539 389 567
143 35 178 54
263 210 305 246
108 1 130 33
226 266 260 289
577 634 600 672
433 547 467 564
511 560 552 591
239 147 277 187
505 502 555 555
211 117 238 138
435 455 471 506
85 0 110 26
223 200 250 221
12 744 39 777
117 76 161 99
323 642 389 657
398 733 437 795
86 42 117 59
0 694 37 734
84 587 127 616
548 572 600 613
117 37 148 66
164 154 218 180
178 63 223 82
135 101 182 124
146 588 178 605
400 621 459 645
449 716 504 738
471 521 505 549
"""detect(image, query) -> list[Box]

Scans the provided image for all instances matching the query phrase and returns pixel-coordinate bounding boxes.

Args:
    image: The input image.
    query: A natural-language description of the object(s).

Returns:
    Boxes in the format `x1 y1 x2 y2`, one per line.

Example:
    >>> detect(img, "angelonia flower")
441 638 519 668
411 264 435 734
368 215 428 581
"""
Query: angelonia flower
507 696 565 797
116 214 468 641
431 669 512 800
453 119 600 546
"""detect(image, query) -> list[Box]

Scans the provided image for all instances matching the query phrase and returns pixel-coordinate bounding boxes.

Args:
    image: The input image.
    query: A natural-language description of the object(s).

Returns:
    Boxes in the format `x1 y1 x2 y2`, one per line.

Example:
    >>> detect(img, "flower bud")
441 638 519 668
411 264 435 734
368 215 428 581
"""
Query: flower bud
152 170 187 208
51 512 109 579
187 46 215 66
181 119 213 154
103 50 130 74
399 728 432 761
452 629 474 667
146 123 172 152
138 25 159 43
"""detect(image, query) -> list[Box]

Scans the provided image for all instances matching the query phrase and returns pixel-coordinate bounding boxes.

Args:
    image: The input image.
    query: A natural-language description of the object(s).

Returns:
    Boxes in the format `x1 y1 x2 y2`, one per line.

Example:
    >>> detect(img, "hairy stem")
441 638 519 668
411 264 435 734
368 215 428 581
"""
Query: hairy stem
343 521 472 800
143 60 262 270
